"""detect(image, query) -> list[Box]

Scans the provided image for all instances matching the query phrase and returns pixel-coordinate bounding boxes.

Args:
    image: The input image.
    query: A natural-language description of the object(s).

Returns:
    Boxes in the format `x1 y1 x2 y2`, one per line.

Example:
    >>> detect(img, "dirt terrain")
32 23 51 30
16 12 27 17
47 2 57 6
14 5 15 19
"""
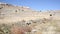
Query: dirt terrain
0 3 60 34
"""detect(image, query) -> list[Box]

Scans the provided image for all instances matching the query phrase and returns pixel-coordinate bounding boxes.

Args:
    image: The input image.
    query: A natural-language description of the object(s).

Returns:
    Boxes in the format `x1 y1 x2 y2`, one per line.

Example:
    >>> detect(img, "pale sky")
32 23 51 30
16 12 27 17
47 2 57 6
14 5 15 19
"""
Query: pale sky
0 0 60 10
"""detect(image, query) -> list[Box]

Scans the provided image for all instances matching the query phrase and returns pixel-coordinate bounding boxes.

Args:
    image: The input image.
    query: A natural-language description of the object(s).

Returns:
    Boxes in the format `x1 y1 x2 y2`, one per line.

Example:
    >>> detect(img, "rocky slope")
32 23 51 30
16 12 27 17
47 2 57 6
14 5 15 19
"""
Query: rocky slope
0 3 60 34
0 3 60 23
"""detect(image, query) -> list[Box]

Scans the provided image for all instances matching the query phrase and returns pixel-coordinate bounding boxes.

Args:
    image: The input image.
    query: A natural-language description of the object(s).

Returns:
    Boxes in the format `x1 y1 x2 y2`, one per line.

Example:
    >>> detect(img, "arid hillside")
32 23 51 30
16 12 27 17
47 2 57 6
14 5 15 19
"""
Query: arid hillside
0 3 60 34
0 3 60 23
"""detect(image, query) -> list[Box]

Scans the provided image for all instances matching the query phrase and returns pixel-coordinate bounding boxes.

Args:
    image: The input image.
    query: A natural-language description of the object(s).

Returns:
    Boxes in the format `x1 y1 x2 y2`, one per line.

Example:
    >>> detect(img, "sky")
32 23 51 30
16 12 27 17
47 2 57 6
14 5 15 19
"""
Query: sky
0 0 60 10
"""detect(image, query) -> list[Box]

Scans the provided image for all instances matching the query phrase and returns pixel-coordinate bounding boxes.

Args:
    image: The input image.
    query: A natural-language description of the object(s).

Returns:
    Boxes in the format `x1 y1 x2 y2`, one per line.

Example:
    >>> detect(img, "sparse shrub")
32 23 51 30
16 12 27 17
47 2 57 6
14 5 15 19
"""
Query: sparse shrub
15 10 17 12
50 14 52 16
0 24 11 34
0 7 3 9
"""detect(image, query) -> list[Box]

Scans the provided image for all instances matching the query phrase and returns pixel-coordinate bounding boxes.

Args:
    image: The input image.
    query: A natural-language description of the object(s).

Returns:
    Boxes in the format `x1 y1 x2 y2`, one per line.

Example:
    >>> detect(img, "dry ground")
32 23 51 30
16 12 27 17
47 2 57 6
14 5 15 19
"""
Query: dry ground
0 3 60 34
